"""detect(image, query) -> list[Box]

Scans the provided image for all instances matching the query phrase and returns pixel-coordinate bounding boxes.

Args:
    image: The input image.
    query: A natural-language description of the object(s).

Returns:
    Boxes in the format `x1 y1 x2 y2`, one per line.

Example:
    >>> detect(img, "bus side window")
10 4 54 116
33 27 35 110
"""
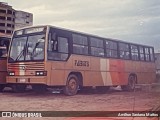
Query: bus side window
48 32 58 51
48 32 69 61
52 37 68 61
0 47 7 58
150 47 154 62
0 39 7 58
119 42 130 60
145 47 150 61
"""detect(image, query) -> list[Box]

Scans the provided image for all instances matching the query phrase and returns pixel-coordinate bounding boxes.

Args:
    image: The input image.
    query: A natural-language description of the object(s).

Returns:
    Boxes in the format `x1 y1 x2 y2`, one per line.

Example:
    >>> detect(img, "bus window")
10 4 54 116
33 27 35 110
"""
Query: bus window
48 33 69 61
72 34 88 55
119 42 130 60
58 37 68 53
90 37 104 57
48 32 57 51
0 40 7 58
139 46 145 61
106 40 118 58
0 47 7 58
145 47 150 61
150 47 154 62
0 39 9 58
131 45 139 61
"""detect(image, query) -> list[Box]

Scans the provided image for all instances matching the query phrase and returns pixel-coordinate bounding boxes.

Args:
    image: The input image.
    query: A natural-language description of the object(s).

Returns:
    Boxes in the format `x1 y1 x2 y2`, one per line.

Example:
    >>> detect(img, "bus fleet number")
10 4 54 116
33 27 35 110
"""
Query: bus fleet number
75 60 89 67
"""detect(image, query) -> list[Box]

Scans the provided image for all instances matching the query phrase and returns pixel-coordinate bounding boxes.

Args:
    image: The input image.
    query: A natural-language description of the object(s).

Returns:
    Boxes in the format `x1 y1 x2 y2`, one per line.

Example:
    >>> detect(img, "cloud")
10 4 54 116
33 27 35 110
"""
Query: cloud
1 0 160 52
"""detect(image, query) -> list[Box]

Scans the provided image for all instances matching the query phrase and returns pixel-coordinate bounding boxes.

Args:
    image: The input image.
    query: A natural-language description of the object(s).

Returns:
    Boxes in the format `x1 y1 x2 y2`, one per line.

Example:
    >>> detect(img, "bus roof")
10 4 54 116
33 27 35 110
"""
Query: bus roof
13 25 154 48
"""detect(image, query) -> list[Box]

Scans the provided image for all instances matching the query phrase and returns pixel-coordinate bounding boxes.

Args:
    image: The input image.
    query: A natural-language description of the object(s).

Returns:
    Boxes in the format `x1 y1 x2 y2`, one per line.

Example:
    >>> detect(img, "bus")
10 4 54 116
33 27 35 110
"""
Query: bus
0 34 10 91
7 25 156 95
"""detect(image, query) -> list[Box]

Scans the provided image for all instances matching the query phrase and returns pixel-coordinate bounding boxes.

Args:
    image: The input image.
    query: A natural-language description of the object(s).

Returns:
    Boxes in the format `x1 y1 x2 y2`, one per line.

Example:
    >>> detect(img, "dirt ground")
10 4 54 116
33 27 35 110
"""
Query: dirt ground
0 86 160 120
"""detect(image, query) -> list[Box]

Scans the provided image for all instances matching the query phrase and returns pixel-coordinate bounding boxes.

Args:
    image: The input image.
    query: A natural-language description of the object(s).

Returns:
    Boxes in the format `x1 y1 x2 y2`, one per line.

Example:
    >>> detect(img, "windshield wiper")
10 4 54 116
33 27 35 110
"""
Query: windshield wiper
15 45 26 61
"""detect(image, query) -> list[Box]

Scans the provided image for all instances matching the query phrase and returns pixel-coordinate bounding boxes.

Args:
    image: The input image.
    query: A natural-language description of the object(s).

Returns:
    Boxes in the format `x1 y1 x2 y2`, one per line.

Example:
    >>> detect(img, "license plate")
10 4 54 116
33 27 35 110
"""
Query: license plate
19 78 26 83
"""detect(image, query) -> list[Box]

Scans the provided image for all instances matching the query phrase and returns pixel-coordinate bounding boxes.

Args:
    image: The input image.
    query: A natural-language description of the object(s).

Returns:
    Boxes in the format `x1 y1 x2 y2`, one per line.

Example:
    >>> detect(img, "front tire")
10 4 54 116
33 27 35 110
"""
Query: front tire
121 75 136 91
63 74 79 96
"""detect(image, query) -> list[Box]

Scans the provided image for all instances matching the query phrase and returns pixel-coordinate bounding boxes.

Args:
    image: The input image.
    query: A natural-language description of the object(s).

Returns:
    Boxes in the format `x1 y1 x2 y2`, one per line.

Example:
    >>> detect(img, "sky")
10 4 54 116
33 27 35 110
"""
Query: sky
1 0 160 52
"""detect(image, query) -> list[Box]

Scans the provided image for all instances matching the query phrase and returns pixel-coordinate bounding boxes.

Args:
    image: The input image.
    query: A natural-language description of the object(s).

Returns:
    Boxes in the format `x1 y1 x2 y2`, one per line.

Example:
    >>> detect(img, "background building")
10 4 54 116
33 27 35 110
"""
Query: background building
15 10 33 29
0 2 33 36
0 2 15 35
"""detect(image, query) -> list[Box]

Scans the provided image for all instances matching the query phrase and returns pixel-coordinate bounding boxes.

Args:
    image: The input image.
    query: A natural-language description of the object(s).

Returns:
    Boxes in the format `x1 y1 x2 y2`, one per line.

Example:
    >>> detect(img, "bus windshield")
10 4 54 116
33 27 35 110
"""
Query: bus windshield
8 34 45 62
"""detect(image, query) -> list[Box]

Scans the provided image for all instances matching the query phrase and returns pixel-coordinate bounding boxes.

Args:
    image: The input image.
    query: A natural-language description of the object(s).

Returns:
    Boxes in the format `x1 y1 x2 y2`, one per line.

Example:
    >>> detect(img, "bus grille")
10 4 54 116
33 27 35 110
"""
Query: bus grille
8 62 45 75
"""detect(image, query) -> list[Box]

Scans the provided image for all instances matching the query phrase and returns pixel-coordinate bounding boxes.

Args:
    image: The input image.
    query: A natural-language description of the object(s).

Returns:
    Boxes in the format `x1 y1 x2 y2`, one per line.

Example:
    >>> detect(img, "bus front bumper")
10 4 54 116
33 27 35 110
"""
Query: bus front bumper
6 76 47 85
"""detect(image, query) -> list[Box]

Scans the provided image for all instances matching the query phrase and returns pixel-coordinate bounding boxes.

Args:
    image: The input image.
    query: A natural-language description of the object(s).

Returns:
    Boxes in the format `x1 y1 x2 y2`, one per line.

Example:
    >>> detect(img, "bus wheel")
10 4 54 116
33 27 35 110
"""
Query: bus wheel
12 85 26 93
96 86 110 94
0 84 5 92
32 84 47 93
63 74 79 96
121 75 136 91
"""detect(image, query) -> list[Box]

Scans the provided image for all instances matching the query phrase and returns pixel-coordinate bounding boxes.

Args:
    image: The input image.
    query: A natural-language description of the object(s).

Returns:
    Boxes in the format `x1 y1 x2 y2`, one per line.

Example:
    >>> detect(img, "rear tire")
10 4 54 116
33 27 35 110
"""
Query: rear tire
12 84 26 93
121 75 136 91
63 74 79 96
0 84 5 92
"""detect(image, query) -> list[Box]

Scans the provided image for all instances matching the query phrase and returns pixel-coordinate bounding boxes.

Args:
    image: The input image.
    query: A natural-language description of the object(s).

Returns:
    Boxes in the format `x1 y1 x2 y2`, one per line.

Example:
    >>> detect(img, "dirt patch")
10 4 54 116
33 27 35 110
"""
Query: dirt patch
0 87 160 120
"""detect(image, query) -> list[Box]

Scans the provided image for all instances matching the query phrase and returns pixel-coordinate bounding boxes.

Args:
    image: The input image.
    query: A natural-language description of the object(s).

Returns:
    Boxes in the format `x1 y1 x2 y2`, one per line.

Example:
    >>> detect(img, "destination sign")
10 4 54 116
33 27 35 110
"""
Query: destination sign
15 30 23 35
15 27 45 35
25 27 45 34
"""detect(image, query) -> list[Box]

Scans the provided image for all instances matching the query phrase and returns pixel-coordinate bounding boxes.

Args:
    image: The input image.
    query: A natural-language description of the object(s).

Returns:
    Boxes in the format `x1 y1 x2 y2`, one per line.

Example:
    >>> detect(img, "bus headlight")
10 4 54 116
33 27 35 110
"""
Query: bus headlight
35 71 47 76
8 71 15 76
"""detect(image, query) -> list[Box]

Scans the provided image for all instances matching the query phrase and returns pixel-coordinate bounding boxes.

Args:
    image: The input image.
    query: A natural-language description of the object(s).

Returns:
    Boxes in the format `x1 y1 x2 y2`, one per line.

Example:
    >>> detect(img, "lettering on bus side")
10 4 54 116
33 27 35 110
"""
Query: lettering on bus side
75 60 89 67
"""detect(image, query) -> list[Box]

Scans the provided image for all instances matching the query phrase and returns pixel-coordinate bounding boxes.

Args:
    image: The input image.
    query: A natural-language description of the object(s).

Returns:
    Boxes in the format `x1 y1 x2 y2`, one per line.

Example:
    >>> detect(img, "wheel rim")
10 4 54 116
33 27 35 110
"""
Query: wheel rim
68 78 77 92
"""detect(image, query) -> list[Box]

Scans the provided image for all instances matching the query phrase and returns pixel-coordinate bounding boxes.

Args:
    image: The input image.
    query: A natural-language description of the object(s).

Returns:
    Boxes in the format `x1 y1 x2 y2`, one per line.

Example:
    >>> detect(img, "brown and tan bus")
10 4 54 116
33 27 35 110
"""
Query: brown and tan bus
0 34 10 91
7 25 156 95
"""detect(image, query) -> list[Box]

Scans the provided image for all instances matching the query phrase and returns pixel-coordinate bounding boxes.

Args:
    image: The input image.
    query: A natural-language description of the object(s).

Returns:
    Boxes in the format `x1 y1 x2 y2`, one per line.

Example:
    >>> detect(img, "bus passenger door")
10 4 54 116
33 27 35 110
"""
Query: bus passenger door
47 29 71 86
